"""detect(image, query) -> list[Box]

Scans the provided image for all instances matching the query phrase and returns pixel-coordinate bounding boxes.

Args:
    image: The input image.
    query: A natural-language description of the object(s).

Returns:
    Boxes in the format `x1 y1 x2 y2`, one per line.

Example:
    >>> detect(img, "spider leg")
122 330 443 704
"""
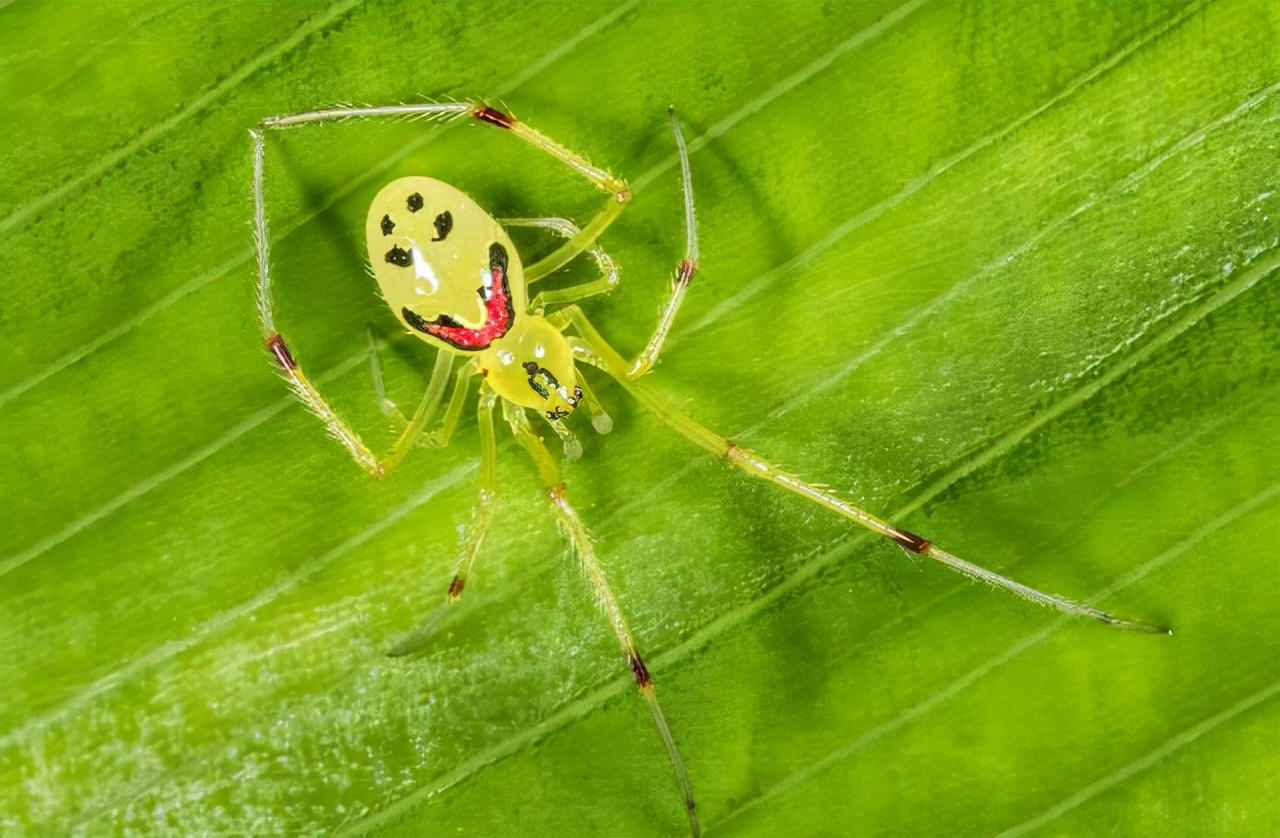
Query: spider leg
541 110 698 380
514 110 697 375
366 327 408 429
388 385 500 658
259 102 474 128
500 217 620 309
559 307 1170 635
254 99 629 284
418 359 475 449
366 327 460 444
503 400 700 837
628 108 699 379
473 107 631 283
251 129 478 475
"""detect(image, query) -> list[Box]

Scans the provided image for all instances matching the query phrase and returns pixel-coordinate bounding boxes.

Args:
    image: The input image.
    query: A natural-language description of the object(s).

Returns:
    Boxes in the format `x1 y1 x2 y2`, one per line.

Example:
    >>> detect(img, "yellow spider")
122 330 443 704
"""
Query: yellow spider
250 101 1167 837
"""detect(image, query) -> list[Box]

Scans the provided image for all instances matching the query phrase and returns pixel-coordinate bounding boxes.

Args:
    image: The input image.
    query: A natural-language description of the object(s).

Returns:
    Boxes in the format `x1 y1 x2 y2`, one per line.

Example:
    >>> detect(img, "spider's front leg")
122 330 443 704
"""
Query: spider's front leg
503 400 700 837
626 107 700 380
542 109 700 380
471 106 633 283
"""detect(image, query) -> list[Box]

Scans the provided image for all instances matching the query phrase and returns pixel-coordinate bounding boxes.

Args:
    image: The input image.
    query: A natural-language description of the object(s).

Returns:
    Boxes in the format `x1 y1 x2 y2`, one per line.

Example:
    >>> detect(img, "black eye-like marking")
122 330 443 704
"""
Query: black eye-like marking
407 193 424 212
431 210 453 242
385 245 412 267
380 214 395 236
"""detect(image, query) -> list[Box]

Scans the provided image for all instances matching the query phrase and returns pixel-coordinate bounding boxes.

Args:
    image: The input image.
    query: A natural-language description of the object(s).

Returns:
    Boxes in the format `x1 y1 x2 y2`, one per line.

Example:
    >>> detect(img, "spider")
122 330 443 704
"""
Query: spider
249 101 1168 837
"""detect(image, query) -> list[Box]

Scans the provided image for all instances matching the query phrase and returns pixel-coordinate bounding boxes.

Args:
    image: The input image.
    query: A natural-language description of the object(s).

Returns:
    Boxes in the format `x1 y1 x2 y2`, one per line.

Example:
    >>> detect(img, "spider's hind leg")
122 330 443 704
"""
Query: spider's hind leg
366 326 454 433
560 306 1170 636
503 401 700 837
388 385 501 658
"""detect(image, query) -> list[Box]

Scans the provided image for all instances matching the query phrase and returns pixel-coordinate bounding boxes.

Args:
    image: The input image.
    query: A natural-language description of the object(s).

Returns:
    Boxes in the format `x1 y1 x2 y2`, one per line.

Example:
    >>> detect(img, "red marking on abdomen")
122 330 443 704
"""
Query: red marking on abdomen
422 266 513 349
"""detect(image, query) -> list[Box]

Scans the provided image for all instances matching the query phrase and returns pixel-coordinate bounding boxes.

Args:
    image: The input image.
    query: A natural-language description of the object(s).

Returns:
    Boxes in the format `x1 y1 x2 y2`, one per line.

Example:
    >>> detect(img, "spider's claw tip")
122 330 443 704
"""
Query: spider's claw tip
1113 615 1172 635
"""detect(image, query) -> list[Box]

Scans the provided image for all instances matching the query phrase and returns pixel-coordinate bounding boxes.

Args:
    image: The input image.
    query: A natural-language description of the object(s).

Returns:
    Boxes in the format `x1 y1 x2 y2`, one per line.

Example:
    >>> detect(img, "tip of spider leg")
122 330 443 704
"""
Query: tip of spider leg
1127 618 1174 636
592 413 613 435
564 438 584 460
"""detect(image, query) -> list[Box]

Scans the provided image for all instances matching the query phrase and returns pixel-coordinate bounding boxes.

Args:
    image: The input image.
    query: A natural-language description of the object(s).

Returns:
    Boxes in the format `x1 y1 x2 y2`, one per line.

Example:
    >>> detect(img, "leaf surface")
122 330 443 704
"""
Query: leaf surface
1 1 1277 835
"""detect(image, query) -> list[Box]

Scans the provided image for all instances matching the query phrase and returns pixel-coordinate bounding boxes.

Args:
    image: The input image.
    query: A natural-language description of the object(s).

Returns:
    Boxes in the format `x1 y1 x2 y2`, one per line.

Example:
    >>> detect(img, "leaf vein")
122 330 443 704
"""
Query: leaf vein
994 681 1280 838
707 483 1280 833
0 0 367 237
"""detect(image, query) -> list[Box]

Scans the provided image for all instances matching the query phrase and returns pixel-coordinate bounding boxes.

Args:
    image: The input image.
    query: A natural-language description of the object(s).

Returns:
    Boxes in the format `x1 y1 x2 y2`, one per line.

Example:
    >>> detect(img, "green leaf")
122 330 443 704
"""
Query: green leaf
2 1 1277 835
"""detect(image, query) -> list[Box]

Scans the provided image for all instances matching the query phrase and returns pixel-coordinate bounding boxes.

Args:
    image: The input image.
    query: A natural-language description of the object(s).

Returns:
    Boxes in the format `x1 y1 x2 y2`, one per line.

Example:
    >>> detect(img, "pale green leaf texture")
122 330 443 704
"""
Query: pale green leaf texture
1 1 1277 836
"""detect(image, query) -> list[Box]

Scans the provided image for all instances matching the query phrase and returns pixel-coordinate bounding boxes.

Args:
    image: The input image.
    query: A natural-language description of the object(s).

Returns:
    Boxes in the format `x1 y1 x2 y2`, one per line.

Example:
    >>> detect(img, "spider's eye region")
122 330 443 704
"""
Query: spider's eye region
385 245 412 267
431 210 453 242
407 192 424 213
380 214 395 236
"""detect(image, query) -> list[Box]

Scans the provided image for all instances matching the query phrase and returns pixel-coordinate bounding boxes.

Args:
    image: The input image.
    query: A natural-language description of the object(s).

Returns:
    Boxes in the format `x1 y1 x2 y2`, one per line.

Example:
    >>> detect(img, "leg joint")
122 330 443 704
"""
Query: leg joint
677 259 697 287
473 106 514 129
628 651 653 689
266 333 297 371
890 528 932 554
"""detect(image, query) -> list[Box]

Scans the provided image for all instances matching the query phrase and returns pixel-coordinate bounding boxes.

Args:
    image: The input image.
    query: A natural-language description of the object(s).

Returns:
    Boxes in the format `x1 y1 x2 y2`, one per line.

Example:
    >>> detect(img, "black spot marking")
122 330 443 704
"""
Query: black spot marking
403 308 430 331
545 407 570 420
380 214 395 236
431 210 453 242
385 245 412 267
407 193 424 213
